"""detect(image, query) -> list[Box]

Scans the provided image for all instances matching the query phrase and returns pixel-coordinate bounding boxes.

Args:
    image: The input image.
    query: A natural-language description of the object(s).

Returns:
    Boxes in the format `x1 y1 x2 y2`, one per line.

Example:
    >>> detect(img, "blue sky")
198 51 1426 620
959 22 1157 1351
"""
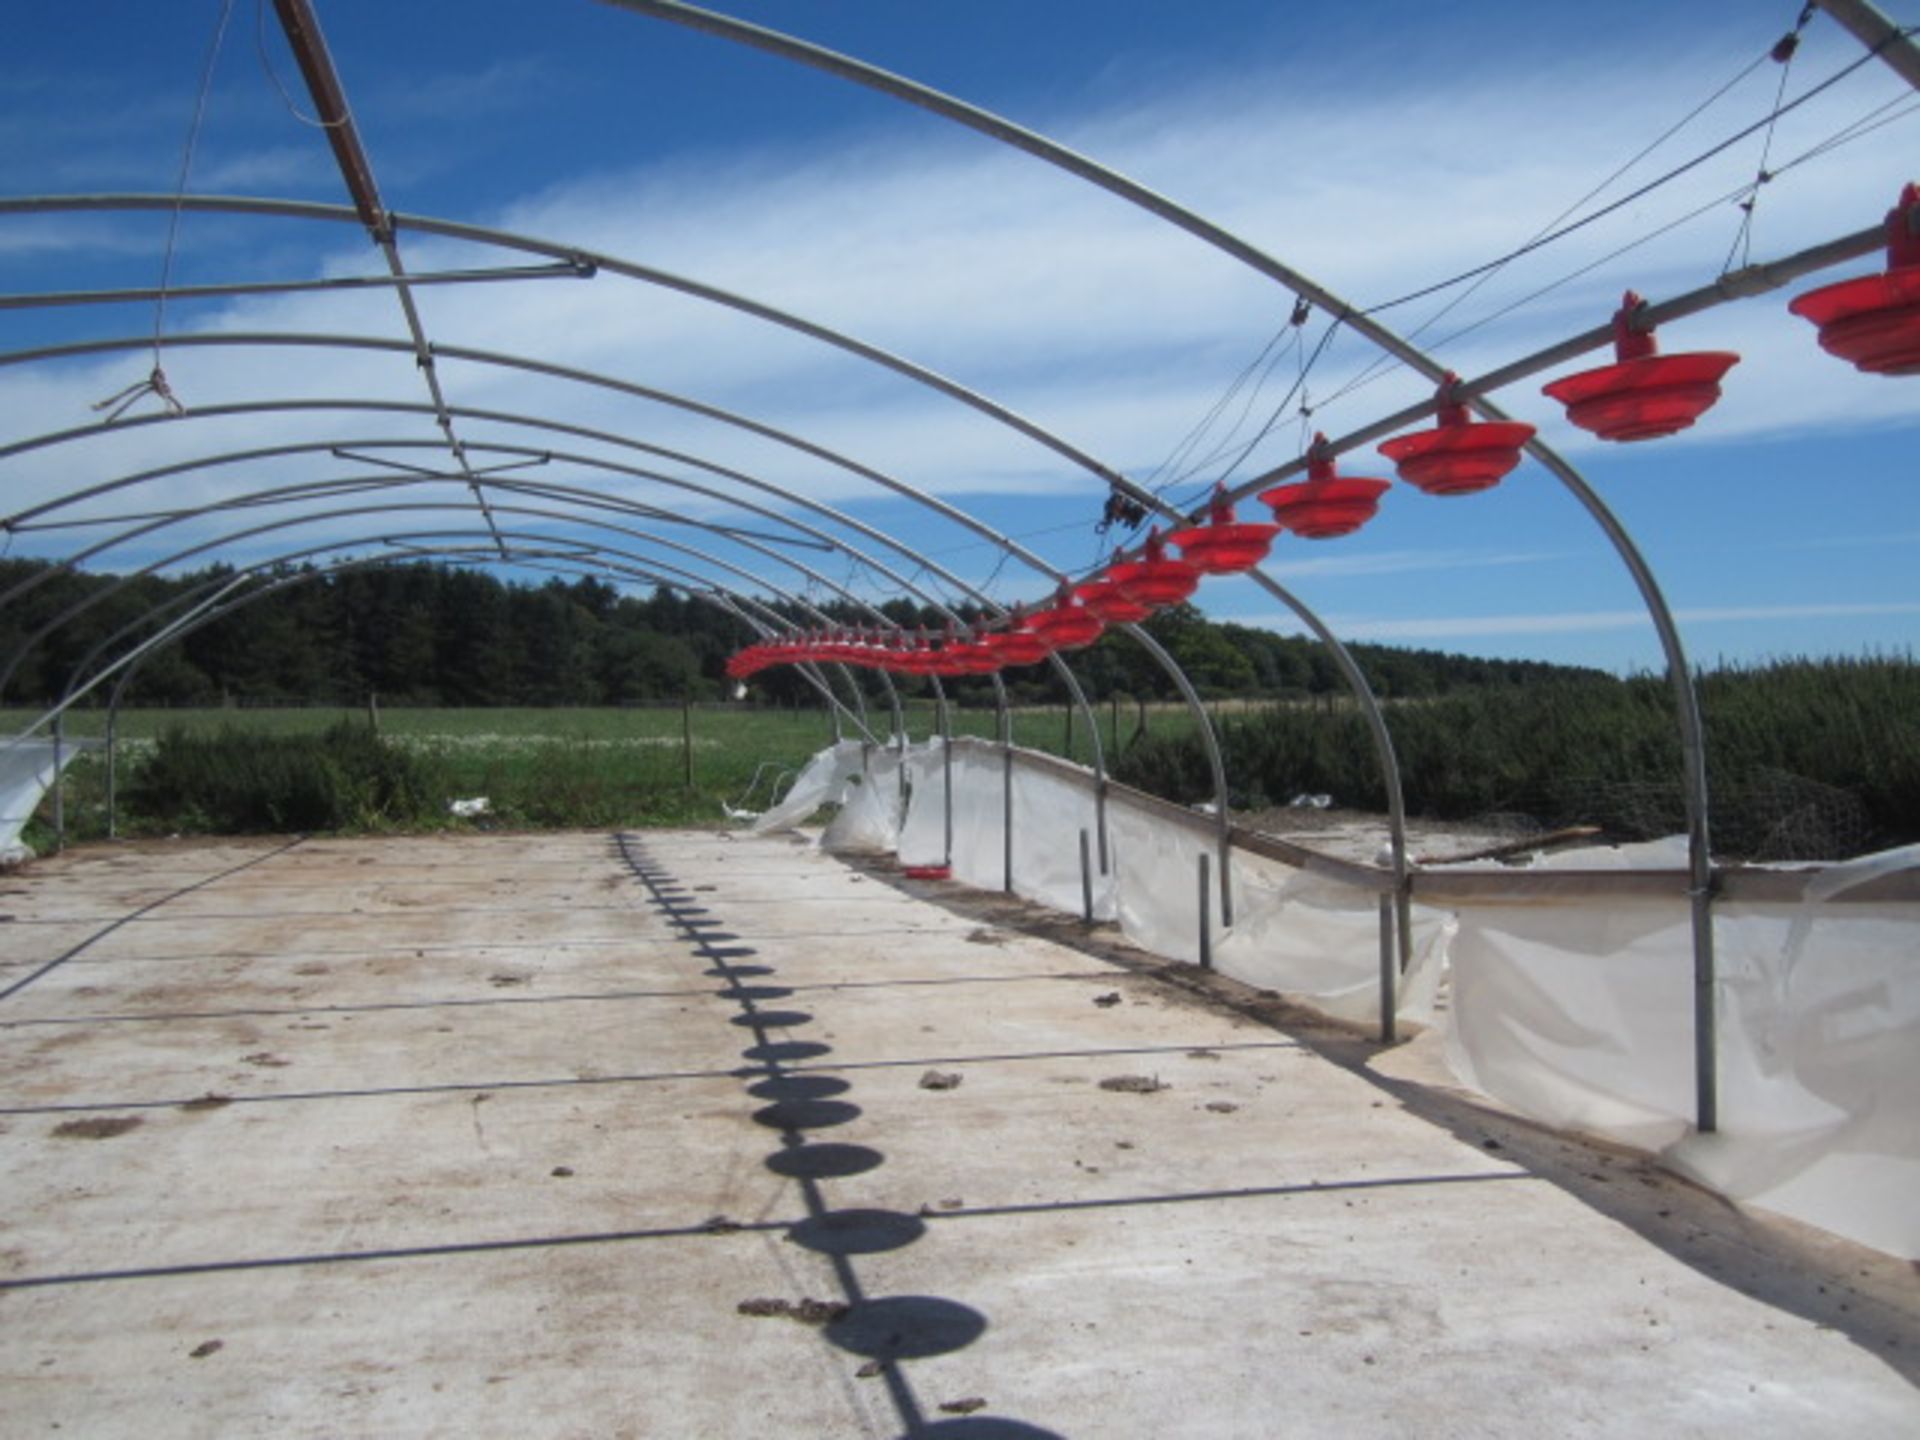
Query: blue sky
3 0 1917 672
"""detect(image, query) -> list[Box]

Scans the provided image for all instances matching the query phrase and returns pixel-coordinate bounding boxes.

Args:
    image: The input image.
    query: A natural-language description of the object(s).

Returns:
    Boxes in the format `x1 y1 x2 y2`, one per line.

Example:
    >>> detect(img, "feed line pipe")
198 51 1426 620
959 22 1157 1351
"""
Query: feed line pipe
599 0 1741 1108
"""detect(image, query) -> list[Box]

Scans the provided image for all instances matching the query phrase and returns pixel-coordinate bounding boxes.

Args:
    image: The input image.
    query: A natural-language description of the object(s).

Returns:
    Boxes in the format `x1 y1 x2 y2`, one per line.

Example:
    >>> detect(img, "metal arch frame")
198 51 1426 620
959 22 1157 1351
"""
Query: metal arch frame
0 200 1412 884
593 0 1755 1119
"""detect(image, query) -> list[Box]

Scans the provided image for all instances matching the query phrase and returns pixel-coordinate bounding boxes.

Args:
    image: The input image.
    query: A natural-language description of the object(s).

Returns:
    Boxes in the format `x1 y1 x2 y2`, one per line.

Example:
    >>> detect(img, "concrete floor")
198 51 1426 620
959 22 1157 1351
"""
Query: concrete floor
0 829 1914 1439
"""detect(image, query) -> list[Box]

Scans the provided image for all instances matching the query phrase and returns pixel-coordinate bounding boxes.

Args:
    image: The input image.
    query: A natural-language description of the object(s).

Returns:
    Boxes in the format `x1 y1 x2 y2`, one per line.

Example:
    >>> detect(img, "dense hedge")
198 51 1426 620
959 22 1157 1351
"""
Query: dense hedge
128 723 444 833
1114 657 1920 858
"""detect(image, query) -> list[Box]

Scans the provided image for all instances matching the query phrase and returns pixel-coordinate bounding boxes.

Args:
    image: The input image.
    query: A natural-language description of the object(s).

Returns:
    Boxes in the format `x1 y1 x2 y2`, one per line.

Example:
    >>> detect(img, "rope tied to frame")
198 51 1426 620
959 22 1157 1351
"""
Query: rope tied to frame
92 366 187 424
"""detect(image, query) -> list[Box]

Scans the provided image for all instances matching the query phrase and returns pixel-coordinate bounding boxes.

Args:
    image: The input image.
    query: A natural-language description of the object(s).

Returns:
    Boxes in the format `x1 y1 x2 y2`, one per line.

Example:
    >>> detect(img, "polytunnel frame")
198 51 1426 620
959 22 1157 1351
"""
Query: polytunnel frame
0 194 1413 926
4 3 1904 1118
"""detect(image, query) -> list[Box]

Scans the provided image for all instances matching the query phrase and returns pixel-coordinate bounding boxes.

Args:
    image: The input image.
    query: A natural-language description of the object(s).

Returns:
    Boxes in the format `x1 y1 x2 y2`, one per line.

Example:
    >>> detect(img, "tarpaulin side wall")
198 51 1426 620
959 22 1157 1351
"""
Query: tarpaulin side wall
1441 840 1920 1259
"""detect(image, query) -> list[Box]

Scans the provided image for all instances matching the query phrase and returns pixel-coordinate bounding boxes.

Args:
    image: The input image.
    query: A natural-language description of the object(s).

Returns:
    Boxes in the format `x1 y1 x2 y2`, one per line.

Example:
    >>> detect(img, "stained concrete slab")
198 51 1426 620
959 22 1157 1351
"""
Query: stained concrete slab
1 829 1914 1438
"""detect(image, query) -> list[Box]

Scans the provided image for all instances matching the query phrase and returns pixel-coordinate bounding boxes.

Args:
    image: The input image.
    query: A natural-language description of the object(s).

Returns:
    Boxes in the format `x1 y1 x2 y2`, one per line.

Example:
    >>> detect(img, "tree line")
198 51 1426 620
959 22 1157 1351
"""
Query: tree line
0 556 1606 710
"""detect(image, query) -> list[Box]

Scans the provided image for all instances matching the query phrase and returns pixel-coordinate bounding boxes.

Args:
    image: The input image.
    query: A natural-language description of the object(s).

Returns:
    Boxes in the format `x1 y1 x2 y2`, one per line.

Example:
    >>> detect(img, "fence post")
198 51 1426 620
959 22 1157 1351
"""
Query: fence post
52 713 66 854
1197 850 1212 970
682 696 694 792
1378 894 1397 1044
1079 828 1093 923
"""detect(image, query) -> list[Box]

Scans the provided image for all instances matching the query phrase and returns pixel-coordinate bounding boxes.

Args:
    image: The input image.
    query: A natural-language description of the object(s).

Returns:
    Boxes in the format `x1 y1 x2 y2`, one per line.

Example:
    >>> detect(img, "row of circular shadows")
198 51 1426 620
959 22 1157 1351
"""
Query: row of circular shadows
614 833 1061 1439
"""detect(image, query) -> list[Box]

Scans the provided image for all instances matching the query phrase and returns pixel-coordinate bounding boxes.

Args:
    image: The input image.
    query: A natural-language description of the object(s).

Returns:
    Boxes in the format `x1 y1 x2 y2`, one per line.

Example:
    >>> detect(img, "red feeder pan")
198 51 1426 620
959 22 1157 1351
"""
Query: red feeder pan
1259 435 1392 540
1377 373 1536 495
1167 484 1281 572
979 628 1055 668
903 864 951 881
1541 291 1739 441
1105 529 1202 607
1789 184 1920 376
1025 597 1106 651
1073 579 1154 624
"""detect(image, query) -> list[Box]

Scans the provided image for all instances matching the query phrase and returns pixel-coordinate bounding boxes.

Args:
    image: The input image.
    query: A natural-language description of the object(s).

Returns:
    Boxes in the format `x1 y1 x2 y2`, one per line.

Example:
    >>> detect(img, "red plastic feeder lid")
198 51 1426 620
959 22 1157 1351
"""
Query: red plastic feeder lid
978 629 1055 667
1166 484 1280 572
1258 436 1391 539
1026 600 1106 651
1377 373 1536 495
1542 292 1739 441
1105 530 1201 606
1788 184 1920 376
1072 579 1154 624
903 864 951 881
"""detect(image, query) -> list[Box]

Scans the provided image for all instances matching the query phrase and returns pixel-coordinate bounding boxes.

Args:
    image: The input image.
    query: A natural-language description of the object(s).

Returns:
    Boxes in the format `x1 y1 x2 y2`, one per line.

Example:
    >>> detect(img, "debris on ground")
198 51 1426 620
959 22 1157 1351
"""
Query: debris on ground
918 1070 963 1091
187 1340 223 1360
702 1215 742 1233
240 1052 289 1068
855 1360 887 1379
1187 1048 1221 1060
1205 1101 1240 1114
939 1398 989 1415
176 1094 232 1112
736 1297 849 1325
965 928 1007 946
51 1116 143 1140
1098 1075 1168 1094
550 1166 575 1178
1092 992 1122 1008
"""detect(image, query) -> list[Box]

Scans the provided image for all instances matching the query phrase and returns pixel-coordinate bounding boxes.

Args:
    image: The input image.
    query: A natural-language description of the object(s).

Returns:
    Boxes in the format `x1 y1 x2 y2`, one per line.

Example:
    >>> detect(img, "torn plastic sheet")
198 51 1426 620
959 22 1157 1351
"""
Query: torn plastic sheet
822 748 905 852
749 740 866 836
1442 838 1920 1258
0 738 83 863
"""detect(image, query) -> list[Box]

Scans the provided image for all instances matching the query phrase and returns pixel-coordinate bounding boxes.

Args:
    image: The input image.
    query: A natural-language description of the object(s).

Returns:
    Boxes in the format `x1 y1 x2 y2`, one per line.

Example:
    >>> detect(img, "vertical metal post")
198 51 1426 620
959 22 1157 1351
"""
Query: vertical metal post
1378 894 1397 1044
1002 745 1014 893
681 695 694 791
52 712 66 854
1079 828 1093 923
367 690 379 732
105 705 119 841
1197 850 1212 970
1110 692 1120 756
938 688 953 868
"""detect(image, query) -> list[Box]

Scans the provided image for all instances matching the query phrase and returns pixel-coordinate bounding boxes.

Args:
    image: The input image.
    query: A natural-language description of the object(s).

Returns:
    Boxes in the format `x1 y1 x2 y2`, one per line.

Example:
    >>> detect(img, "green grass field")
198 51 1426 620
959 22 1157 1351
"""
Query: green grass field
5 699 1200 848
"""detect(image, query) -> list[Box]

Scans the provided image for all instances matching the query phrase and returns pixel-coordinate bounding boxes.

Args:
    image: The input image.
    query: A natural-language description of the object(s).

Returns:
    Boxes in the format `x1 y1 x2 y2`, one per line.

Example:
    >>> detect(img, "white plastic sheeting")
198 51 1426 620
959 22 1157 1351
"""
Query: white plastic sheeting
1443 839 1920 1259
0 738 81 864
1107 794 1447 1025
749 741 866 836
753 740 1919 1258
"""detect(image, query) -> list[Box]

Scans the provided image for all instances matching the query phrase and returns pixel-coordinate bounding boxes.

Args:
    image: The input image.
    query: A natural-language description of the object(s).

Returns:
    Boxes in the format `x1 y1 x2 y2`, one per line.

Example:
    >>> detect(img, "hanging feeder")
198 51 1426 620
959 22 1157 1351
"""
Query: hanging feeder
979 610 1056 668
1789 183 1920 376
1167 484 1281 572
1377 372 1536 495
1025 592 1106 651
1105 529 1202 607
1541 292 1739 441
1072 579 1154 624
1258 435 1392 539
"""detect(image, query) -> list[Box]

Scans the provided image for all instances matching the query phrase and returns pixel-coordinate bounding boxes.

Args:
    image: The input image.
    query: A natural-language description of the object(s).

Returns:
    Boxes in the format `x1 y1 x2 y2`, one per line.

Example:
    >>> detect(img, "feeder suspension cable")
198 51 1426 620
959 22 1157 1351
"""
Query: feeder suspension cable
1360 35 1906 319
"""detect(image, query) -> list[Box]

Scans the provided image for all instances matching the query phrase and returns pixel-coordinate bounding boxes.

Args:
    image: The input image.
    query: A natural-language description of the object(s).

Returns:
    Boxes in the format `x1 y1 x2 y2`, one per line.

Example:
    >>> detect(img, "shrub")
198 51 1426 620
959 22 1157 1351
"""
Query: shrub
128 721 444 833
